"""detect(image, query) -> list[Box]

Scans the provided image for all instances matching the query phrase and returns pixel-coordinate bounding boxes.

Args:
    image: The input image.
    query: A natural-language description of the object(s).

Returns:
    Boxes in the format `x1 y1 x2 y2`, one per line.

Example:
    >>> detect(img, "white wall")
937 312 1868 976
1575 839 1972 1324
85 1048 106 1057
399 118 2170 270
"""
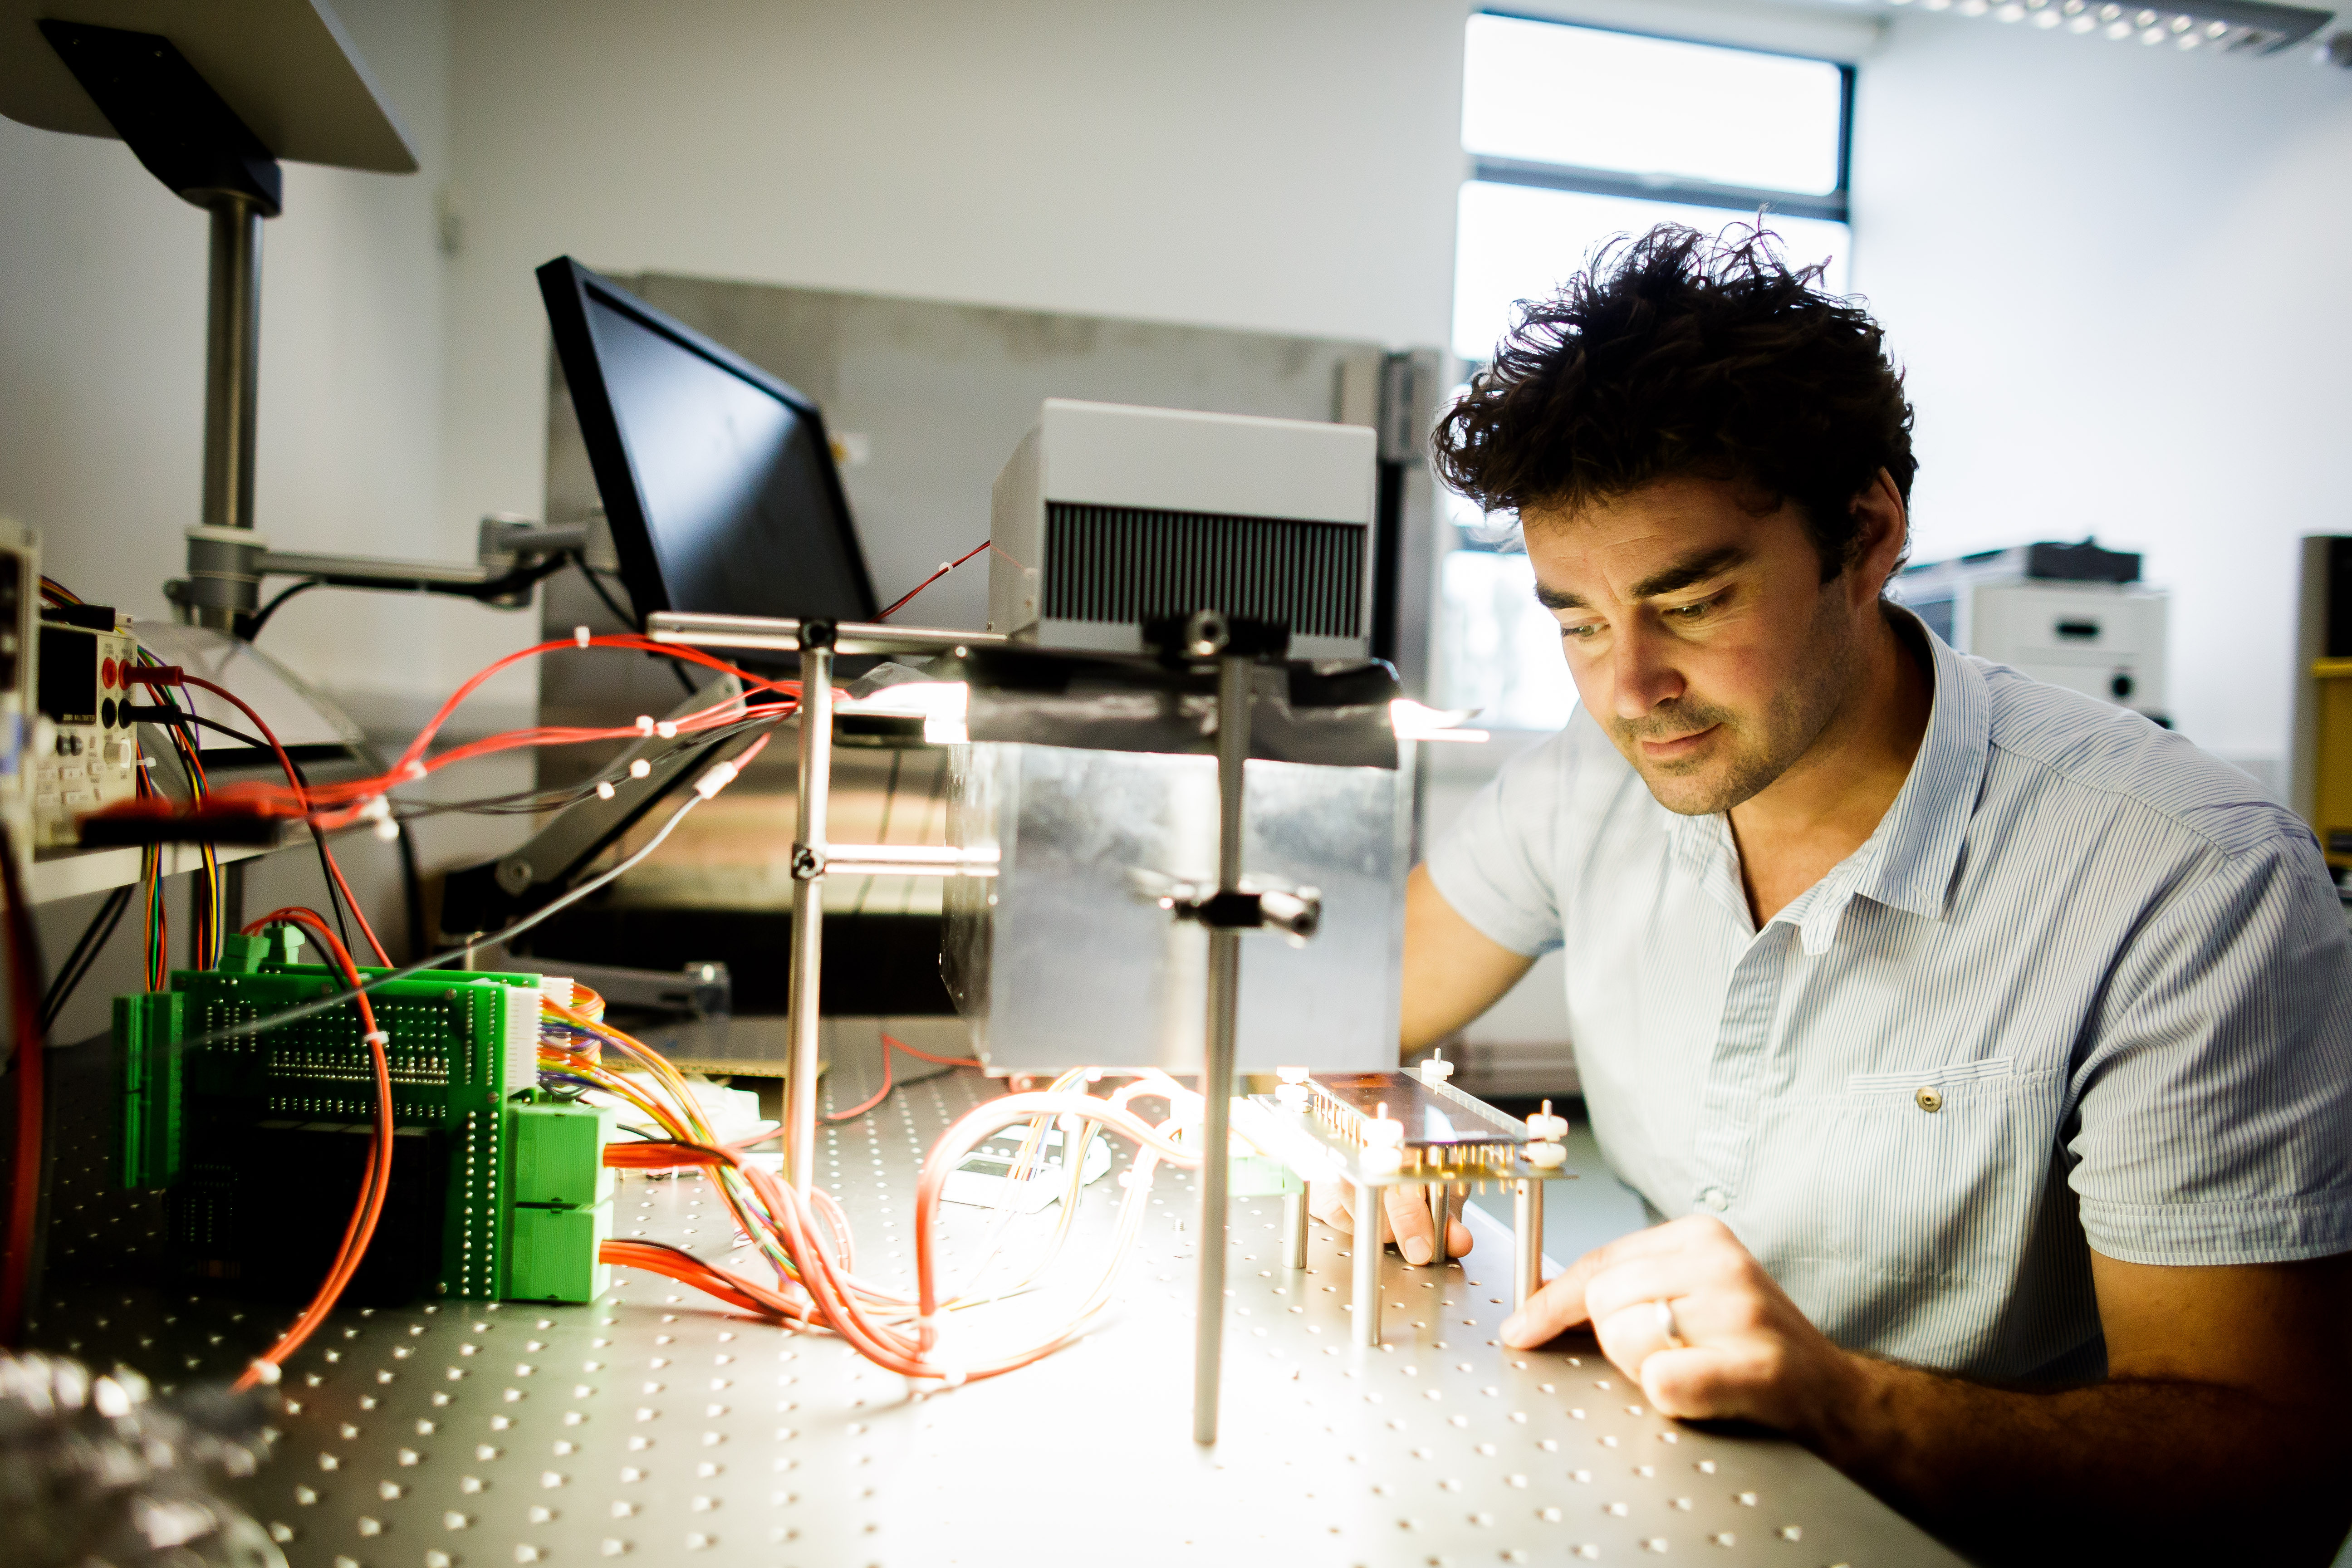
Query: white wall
0 0 473 725
437 0 1471 592
1851 13 2352 775
10 0 2347 780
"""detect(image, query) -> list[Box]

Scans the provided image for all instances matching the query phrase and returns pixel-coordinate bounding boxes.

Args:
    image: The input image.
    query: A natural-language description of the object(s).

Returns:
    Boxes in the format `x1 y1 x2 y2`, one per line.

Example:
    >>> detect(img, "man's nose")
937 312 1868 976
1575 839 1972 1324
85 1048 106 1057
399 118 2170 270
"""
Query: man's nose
1611 625 1687 717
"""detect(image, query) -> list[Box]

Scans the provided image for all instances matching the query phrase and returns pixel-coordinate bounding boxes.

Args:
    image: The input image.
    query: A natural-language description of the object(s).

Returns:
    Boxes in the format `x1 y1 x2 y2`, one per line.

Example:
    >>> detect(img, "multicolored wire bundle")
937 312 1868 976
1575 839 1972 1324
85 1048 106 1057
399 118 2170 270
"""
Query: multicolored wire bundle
536 997 1207 1383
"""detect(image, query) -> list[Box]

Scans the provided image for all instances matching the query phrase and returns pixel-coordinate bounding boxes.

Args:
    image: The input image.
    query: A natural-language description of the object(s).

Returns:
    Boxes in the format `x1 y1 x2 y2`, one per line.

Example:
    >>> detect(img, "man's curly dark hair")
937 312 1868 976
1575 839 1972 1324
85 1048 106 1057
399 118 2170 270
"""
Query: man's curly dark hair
1432 225 1916 582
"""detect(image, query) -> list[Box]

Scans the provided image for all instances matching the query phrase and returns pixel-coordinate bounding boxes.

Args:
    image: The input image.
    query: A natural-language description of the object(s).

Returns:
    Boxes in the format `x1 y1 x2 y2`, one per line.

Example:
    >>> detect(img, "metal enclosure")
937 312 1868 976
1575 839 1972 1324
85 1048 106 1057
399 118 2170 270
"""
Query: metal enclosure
943 742 1409 1073
987 399 1378 660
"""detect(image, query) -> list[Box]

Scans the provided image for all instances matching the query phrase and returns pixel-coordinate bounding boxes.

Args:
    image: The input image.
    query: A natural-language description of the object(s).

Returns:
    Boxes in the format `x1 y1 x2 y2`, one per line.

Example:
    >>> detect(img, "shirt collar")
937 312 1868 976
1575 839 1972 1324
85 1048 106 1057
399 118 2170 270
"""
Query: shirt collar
1661 606 1991 951
1847 606 1991 925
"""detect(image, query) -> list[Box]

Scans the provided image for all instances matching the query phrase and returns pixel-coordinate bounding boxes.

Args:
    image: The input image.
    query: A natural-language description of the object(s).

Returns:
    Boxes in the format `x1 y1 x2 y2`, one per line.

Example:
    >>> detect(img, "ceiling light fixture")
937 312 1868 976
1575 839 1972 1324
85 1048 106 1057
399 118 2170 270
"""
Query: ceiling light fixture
1883 0 2334 54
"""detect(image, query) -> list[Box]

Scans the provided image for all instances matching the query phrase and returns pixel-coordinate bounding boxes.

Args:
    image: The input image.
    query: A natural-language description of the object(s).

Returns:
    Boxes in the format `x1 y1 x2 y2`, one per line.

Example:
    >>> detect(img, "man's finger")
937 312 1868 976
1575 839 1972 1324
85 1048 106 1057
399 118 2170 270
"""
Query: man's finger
1384 1185 1436 1265
1498 1265 1597 1347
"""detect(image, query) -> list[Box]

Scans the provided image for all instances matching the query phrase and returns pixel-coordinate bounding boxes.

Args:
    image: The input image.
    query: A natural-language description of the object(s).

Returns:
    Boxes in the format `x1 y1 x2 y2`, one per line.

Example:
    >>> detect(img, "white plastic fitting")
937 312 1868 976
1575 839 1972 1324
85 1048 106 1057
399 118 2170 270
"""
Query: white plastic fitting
1524 1097 1569 1142
1419 1047 1455 1086
1525 1141 1568 1170
1362 1145 1404 1176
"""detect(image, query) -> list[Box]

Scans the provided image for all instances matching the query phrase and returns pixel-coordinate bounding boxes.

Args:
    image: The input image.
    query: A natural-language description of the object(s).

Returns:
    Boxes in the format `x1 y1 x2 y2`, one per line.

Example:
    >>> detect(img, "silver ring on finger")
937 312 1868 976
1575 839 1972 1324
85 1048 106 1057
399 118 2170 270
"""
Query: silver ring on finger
1654 1298 1686 1351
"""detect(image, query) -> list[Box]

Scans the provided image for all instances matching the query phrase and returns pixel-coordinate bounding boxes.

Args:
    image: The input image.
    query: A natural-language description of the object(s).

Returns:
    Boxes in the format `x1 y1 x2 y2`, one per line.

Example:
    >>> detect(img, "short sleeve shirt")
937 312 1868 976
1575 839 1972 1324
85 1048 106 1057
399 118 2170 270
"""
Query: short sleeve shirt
1426 615 2352 1380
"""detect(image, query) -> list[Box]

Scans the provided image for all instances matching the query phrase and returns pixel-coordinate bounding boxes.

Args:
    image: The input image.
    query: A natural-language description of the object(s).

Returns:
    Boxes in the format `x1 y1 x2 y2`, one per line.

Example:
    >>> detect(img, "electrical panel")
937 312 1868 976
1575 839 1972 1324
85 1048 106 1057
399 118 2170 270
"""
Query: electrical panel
0 523 37 867
113 929 612 1305
34 603 140 848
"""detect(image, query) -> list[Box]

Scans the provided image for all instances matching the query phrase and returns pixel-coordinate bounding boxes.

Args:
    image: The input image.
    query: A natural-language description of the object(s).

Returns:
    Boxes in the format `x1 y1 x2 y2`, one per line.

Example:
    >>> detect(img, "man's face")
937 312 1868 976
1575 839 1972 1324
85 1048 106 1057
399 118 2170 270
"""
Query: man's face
1521 477 1866 817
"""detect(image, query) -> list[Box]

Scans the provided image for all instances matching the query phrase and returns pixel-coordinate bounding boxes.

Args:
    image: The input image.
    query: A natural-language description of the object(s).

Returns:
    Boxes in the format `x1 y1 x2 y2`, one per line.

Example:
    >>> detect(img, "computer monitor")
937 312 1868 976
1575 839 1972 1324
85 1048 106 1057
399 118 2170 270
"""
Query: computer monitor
537 257 878 627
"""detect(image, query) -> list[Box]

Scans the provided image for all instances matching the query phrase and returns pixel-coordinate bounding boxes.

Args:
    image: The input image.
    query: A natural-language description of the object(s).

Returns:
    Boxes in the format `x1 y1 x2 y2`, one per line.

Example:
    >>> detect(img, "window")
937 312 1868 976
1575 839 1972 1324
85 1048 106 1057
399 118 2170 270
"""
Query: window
1436 15 1856 731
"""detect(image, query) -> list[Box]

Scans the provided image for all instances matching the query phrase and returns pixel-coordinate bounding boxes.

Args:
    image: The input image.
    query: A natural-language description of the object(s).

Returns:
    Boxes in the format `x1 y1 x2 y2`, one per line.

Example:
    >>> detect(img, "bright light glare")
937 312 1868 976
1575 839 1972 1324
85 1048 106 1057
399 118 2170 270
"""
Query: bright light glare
1461 17 1846 196
1391 699 1491 744
1453 182 1852 363
836 679 970 744
1436 551 1580 733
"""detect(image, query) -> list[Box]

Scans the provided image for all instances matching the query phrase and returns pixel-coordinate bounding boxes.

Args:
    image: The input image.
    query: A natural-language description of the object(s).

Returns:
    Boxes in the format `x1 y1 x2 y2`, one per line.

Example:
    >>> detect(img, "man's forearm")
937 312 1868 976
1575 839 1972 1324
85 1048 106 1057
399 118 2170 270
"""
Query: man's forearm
1811 1356 2351 1562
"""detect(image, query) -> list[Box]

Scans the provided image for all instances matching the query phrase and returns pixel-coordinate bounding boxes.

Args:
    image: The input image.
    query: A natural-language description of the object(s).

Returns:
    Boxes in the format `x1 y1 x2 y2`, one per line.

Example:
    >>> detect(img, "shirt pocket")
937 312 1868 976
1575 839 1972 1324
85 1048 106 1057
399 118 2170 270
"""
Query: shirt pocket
1753 1063 2064 1290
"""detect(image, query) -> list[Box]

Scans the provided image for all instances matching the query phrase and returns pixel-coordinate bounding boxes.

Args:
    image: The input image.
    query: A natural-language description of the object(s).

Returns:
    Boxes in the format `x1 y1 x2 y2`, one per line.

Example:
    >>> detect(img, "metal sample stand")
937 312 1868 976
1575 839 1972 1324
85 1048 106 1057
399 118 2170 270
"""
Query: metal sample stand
651 608 1323 1445
784 629 835 1192
1189 650 1251 1442
1230 1076 1579 1348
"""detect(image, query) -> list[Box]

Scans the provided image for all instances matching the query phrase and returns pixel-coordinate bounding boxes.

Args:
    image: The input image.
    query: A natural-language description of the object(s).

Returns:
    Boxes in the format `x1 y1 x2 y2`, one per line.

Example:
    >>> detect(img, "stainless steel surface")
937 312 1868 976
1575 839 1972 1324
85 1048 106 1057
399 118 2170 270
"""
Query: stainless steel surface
253 551 495 587
1282 1190 1308 1270
942 743 1409 1074
31 1063 1970 1568
1190 654 1252 1444
1429 1182 1451 1267
784 648 833 1193
649 610 1007 658
1515 1178 1546 1308
812 843 996 877
190 193 265 630
1354 1179 1382 1348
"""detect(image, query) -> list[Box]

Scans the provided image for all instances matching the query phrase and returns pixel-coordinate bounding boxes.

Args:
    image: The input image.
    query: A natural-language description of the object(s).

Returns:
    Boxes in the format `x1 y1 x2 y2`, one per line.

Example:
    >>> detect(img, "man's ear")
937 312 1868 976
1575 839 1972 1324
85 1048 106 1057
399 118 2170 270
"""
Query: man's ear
1847 469 1909 604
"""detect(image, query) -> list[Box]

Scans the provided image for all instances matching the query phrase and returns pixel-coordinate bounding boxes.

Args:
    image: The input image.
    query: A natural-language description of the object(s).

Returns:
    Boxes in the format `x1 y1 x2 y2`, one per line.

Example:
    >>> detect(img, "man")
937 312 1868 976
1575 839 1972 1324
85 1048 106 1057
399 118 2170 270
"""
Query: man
1326 227 2352 1561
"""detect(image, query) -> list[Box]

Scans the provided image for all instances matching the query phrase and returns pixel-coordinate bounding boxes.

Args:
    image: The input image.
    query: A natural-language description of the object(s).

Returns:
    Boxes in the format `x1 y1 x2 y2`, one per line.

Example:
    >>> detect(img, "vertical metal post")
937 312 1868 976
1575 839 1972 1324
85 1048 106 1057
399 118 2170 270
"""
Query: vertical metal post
1191 652 1250 1444
1513 1177 1545 1308
1352 1178 1382 1346
784 629 835 1194
186 193 267 631
1428 1181 1450 1266
1282 1189 1308 1270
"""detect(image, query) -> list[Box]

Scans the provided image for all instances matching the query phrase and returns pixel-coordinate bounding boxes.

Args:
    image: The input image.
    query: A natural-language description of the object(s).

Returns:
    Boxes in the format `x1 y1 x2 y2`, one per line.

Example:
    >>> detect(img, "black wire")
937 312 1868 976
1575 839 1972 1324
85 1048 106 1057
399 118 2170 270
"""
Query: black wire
130 709 270 753
573 554 639 630
39 882 133 1032
572 555 696 697
166 785 717 1050
237 578 322 641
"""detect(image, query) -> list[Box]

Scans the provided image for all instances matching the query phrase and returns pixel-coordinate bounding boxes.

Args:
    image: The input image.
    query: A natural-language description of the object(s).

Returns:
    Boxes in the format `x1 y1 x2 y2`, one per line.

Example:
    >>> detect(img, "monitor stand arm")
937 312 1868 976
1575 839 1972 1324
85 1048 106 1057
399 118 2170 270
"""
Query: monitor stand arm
167 515 599 627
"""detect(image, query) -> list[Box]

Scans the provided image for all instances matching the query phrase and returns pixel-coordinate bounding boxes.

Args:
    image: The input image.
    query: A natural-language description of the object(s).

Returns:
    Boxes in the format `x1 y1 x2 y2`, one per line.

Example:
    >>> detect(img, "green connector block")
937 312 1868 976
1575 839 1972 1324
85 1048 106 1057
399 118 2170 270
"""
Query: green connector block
1228 1152 1303 1198
217 933 267 974
115 990 184 1190
505 1200 613 1303
511 1099 617 1208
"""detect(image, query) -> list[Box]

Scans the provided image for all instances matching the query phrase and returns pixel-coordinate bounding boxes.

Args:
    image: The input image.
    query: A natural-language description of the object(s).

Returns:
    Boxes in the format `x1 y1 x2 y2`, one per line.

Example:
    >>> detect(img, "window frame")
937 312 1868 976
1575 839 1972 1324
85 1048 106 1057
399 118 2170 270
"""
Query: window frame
1465 10 1857 225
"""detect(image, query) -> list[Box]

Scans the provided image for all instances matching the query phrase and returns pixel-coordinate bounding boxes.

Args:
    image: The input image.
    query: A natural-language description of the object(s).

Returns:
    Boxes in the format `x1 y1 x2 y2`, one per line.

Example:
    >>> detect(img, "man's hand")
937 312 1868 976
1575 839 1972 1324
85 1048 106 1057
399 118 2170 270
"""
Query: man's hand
1498 1215 1857 1434
1307 1180 1474 1265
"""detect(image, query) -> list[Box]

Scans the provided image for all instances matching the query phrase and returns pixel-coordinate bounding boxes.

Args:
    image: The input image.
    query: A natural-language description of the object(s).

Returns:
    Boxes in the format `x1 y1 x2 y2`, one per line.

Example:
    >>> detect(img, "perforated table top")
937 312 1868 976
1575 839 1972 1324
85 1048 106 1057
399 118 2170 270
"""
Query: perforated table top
31 1061 1969 1568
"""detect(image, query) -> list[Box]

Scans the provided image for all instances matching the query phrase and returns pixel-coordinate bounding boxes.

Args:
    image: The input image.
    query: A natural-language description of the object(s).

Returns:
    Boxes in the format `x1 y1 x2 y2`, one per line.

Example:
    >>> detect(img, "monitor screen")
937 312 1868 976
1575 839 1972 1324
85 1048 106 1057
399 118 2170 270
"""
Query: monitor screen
539 258 877 626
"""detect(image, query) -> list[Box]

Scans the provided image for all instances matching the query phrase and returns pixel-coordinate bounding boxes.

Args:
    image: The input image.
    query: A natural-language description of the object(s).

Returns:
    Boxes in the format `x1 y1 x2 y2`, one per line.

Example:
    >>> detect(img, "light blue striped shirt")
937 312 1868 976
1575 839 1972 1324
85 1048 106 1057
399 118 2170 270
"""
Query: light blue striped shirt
1429 614 2352 1381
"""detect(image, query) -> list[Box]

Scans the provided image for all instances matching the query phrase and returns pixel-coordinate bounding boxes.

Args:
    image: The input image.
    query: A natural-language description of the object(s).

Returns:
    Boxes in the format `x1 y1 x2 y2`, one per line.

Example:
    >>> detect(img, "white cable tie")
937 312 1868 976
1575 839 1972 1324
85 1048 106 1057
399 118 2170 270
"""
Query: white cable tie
373 817 401 843
574 625 592 648
246 1358 283 1387
628 759 652 780
358 795 391 822
363 1030 391 1047
595 781 617 800
635 715 655 735
693 758 741 800
656 720 678 739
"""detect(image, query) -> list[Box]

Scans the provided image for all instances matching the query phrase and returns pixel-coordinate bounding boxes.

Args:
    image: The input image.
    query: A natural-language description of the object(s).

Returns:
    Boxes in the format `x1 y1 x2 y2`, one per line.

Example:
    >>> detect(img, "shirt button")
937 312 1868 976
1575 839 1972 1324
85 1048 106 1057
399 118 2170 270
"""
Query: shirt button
1699 1187 1730 1211
1915 1086 1944 1114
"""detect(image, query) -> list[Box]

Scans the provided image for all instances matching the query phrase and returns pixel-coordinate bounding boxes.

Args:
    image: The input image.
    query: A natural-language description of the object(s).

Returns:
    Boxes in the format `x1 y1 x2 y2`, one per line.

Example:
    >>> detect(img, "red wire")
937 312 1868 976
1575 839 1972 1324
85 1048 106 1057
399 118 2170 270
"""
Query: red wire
172 675 392 968
230 907 392 1392
0 823 44 1346
873 540 992 622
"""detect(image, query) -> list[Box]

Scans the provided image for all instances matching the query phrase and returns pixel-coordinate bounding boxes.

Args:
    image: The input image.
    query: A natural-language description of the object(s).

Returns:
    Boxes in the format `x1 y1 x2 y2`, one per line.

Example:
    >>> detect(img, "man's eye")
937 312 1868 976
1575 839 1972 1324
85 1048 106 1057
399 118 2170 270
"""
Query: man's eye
1561 623 1601 641
1666 596 1718 621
